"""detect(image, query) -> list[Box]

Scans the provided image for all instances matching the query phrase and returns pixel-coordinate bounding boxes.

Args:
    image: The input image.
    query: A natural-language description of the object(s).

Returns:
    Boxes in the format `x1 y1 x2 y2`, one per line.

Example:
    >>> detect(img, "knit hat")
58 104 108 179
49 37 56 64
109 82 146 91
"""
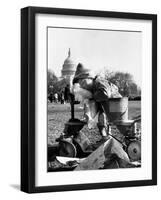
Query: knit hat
73 63 93 84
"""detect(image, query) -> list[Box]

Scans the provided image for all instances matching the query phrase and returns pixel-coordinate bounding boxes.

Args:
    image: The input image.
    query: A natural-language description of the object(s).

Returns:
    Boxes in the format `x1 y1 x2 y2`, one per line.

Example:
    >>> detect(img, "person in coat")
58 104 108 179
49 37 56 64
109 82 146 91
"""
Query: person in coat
72 63 122 141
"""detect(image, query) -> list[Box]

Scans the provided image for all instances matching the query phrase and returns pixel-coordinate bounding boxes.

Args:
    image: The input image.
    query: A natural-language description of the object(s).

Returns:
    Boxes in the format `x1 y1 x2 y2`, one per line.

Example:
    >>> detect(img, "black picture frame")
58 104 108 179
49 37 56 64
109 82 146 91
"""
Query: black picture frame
21 6 157 193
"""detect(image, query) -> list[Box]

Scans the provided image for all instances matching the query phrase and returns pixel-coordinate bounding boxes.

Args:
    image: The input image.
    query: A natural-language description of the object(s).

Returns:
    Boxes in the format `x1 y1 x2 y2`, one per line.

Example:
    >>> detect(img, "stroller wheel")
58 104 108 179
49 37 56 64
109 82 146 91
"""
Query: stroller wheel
127 141 141 161
59 140 77 158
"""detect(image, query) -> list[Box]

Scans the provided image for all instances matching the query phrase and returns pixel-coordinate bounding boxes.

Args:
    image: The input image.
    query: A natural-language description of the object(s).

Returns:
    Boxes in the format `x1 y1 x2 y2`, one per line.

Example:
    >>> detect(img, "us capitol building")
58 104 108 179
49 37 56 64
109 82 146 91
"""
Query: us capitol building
61 48 77 83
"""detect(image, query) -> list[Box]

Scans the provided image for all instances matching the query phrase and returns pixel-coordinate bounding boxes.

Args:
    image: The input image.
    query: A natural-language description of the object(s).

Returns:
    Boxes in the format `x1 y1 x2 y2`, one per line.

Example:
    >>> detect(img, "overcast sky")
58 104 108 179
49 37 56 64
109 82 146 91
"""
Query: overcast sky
48 27 142 87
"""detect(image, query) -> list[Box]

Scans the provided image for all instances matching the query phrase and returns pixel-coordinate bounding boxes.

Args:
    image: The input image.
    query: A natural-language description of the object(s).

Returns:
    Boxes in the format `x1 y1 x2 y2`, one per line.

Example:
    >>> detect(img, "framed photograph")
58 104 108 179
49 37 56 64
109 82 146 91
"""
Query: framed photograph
21 6 157 193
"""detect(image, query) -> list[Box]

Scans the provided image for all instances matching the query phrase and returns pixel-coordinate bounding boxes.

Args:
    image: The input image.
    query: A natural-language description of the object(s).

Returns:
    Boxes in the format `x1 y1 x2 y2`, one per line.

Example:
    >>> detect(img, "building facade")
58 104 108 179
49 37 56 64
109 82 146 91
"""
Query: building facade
61 48 76 81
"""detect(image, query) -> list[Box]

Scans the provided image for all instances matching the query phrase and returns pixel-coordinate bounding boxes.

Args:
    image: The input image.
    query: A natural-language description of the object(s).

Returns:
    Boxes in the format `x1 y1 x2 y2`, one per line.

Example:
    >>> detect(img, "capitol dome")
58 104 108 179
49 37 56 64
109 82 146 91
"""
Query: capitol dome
61 49 76 78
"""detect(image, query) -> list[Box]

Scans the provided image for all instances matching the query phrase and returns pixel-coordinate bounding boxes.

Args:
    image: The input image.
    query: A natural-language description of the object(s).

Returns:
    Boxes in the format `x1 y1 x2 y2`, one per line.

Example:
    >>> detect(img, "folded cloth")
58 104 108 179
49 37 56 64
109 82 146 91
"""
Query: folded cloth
74 137 132 171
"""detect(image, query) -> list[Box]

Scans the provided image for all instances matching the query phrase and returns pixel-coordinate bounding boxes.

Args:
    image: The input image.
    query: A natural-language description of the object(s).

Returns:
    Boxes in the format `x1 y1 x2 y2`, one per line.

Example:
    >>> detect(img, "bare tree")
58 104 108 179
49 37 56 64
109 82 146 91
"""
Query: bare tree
47 69 58 94
104 70 140 97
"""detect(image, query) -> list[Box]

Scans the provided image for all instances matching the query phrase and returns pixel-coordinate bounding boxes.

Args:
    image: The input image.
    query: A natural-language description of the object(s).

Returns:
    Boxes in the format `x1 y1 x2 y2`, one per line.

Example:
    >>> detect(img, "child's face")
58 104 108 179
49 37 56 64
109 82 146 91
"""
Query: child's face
78 78 93 91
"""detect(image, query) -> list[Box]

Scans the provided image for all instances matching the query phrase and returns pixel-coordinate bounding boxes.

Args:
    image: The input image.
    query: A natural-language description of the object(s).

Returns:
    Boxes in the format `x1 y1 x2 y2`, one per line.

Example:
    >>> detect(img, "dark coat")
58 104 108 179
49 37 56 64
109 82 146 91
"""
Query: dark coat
91 76 122 126
92 76 121 102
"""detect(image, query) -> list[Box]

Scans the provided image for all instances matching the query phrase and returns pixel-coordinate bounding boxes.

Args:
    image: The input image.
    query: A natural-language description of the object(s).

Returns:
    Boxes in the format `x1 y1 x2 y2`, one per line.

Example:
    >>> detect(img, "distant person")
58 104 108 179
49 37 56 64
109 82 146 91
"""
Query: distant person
48 92 53 103
64 84 70 103
54 93 58 103
60 91 65 104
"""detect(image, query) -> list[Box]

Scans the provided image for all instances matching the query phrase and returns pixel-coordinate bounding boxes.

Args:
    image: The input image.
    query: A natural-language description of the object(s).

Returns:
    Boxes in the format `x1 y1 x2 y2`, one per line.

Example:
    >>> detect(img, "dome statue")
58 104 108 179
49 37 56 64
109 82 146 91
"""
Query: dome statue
61 48 76 78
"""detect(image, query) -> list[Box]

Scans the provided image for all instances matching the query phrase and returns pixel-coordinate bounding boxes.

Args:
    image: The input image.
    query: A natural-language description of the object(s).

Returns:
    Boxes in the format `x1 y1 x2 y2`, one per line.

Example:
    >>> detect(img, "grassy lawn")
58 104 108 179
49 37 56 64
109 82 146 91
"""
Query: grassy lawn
48 100 141 146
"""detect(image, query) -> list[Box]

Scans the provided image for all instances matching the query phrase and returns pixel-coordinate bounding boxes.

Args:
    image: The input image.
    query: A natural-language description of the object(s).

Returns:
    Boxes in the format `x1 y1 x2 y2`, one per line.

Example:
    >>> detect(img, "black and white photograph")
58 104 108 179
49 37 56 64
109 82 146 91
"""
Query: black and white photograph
47 27 142 172
20 7 157 193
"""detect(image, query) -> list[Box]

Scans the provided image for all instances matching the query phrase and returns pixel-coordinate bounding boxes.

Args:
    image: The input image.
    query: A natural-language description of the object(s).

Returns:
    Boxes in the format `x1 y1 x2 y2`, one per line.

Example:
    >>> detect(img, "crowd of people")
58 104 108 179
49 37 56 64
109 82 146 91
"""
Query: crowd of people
48 84 70 104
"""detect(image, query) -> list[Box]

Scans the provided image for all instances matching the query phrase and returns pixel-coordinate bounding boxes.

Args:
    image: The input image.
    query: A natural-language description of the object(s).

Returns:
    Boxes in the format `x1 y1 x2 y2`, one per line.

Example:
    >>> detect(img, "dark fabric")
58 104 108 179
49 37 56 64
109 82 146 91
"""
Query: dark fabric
73 74 93 84
92 77 110 128
73 63 93 84
91 77 121 129
93 77 110 101
92 76 121 101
